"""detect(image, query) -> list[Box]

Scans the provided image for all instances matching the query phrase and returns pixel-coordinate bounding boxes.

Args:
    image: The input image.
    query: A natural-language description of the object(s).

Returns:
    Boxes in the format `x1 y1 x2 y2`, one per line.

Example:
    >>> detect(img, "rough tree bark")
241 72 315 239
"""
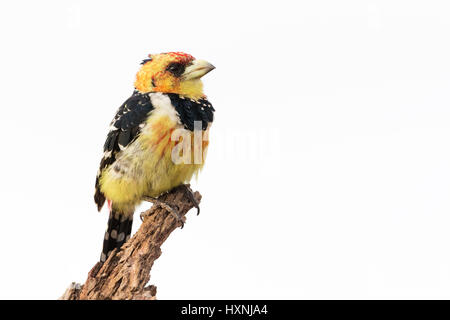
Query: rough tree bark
60 184 201 300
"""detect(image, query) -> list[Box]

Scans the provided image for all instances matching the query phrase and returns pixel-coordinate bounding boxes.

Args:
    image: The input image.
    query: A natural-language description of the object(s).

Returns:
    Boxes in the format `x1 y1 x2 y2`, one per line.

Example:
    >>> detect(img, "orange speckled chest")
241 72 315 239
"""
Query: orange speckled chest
99 93 210 214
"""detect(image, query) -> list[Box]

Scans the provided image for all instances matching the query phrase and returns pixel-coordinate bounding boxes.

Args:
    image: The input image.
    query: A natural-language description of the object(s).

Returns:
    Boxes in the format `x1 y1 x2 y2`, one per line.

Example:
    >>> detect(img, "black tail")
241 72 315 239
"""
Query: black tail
100 210 133 262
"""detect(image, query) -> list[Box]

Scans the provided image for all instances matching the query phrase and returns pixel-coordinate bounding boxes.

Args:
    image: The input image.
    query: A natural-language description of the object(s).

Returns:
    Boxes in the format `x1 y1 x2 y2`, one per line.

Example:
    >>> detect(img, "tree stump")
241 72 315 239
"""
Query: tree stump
60 185 201 300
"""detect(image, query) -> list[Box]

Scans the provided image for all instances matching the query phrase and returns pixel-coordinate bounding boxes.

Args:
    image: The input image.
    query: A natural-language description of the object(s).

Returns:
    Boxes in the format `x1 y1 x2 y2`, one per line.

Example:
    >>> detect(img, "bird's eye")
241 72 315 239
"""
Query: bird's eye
166 62 185 77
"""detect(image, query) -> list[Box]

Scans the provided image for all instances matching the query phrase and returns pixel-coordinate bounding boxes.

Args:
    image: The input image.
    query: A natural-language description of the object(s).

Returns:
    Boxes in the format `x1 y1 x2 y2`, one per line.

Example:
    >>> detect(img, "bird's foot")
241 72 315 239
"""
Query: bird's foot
181 184 200 215
142 196 184 228
139 209 154 222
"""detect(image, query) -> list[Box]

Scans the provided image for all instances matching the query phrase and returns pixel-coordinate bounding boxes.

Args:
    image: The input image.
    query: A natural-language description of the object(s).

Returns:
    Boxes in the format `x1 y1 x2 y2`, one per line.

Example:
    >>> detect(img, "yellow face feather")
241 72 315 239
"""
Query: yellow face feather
134 52 215 100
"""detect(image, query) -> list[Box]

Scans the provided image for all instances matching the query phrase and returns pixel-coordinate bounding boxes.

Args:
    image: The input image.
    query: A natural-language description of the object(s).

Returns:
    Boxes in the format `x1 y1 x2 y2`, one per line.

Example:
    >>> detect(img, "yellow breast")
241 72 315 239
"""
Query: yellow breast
99 93 209 213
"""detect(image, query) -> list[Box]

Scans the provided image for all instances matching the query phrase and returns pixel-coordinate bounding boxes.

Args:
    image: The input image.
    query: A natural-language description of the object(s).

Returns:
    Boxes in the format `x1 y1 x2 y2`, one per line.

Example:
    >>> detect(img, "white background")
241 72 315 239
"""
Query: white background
0 0 449 299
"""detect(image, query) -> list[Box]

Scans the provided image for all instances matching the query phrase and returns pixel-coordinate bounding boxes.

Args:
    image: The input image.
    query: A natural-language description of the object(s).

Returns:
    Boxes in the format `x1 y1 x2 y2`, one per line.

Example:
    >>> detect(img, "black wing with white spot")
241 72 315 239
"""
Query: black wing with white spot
167 93 215 131
94 92 154 211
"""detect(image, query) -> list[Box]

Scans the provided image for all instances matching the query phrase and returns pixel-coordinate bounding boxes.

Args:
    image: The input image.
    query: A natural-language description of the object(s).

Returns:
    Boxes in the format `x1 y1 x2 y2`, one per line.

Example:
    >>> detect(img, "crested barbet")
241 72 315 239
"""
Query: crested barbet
94 52 215 262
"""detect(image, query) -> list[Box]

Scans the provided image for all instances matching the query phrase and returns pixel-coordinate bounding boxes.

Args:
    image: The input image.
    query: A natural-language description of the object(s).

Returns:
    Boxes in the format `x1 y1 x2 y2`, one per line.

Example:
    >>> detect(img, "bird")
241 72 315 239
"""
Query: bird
94 52 215 262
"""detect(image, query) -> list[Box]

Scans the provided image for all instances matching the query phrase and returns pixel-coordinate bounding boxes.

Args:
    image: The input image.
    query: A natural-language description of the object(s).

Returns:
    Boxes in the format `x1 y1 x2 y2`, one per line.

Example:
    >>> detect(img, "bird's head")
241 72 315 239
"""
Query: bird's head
134 52 215 100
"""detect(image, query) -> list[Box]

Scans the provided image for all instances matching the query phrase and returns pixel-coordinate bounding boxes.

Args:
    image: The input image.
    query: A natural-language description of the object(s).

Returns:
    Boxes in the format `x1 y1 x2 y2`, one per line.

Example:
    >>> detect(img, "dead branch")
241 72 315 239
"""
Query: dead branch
60 184 201 300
